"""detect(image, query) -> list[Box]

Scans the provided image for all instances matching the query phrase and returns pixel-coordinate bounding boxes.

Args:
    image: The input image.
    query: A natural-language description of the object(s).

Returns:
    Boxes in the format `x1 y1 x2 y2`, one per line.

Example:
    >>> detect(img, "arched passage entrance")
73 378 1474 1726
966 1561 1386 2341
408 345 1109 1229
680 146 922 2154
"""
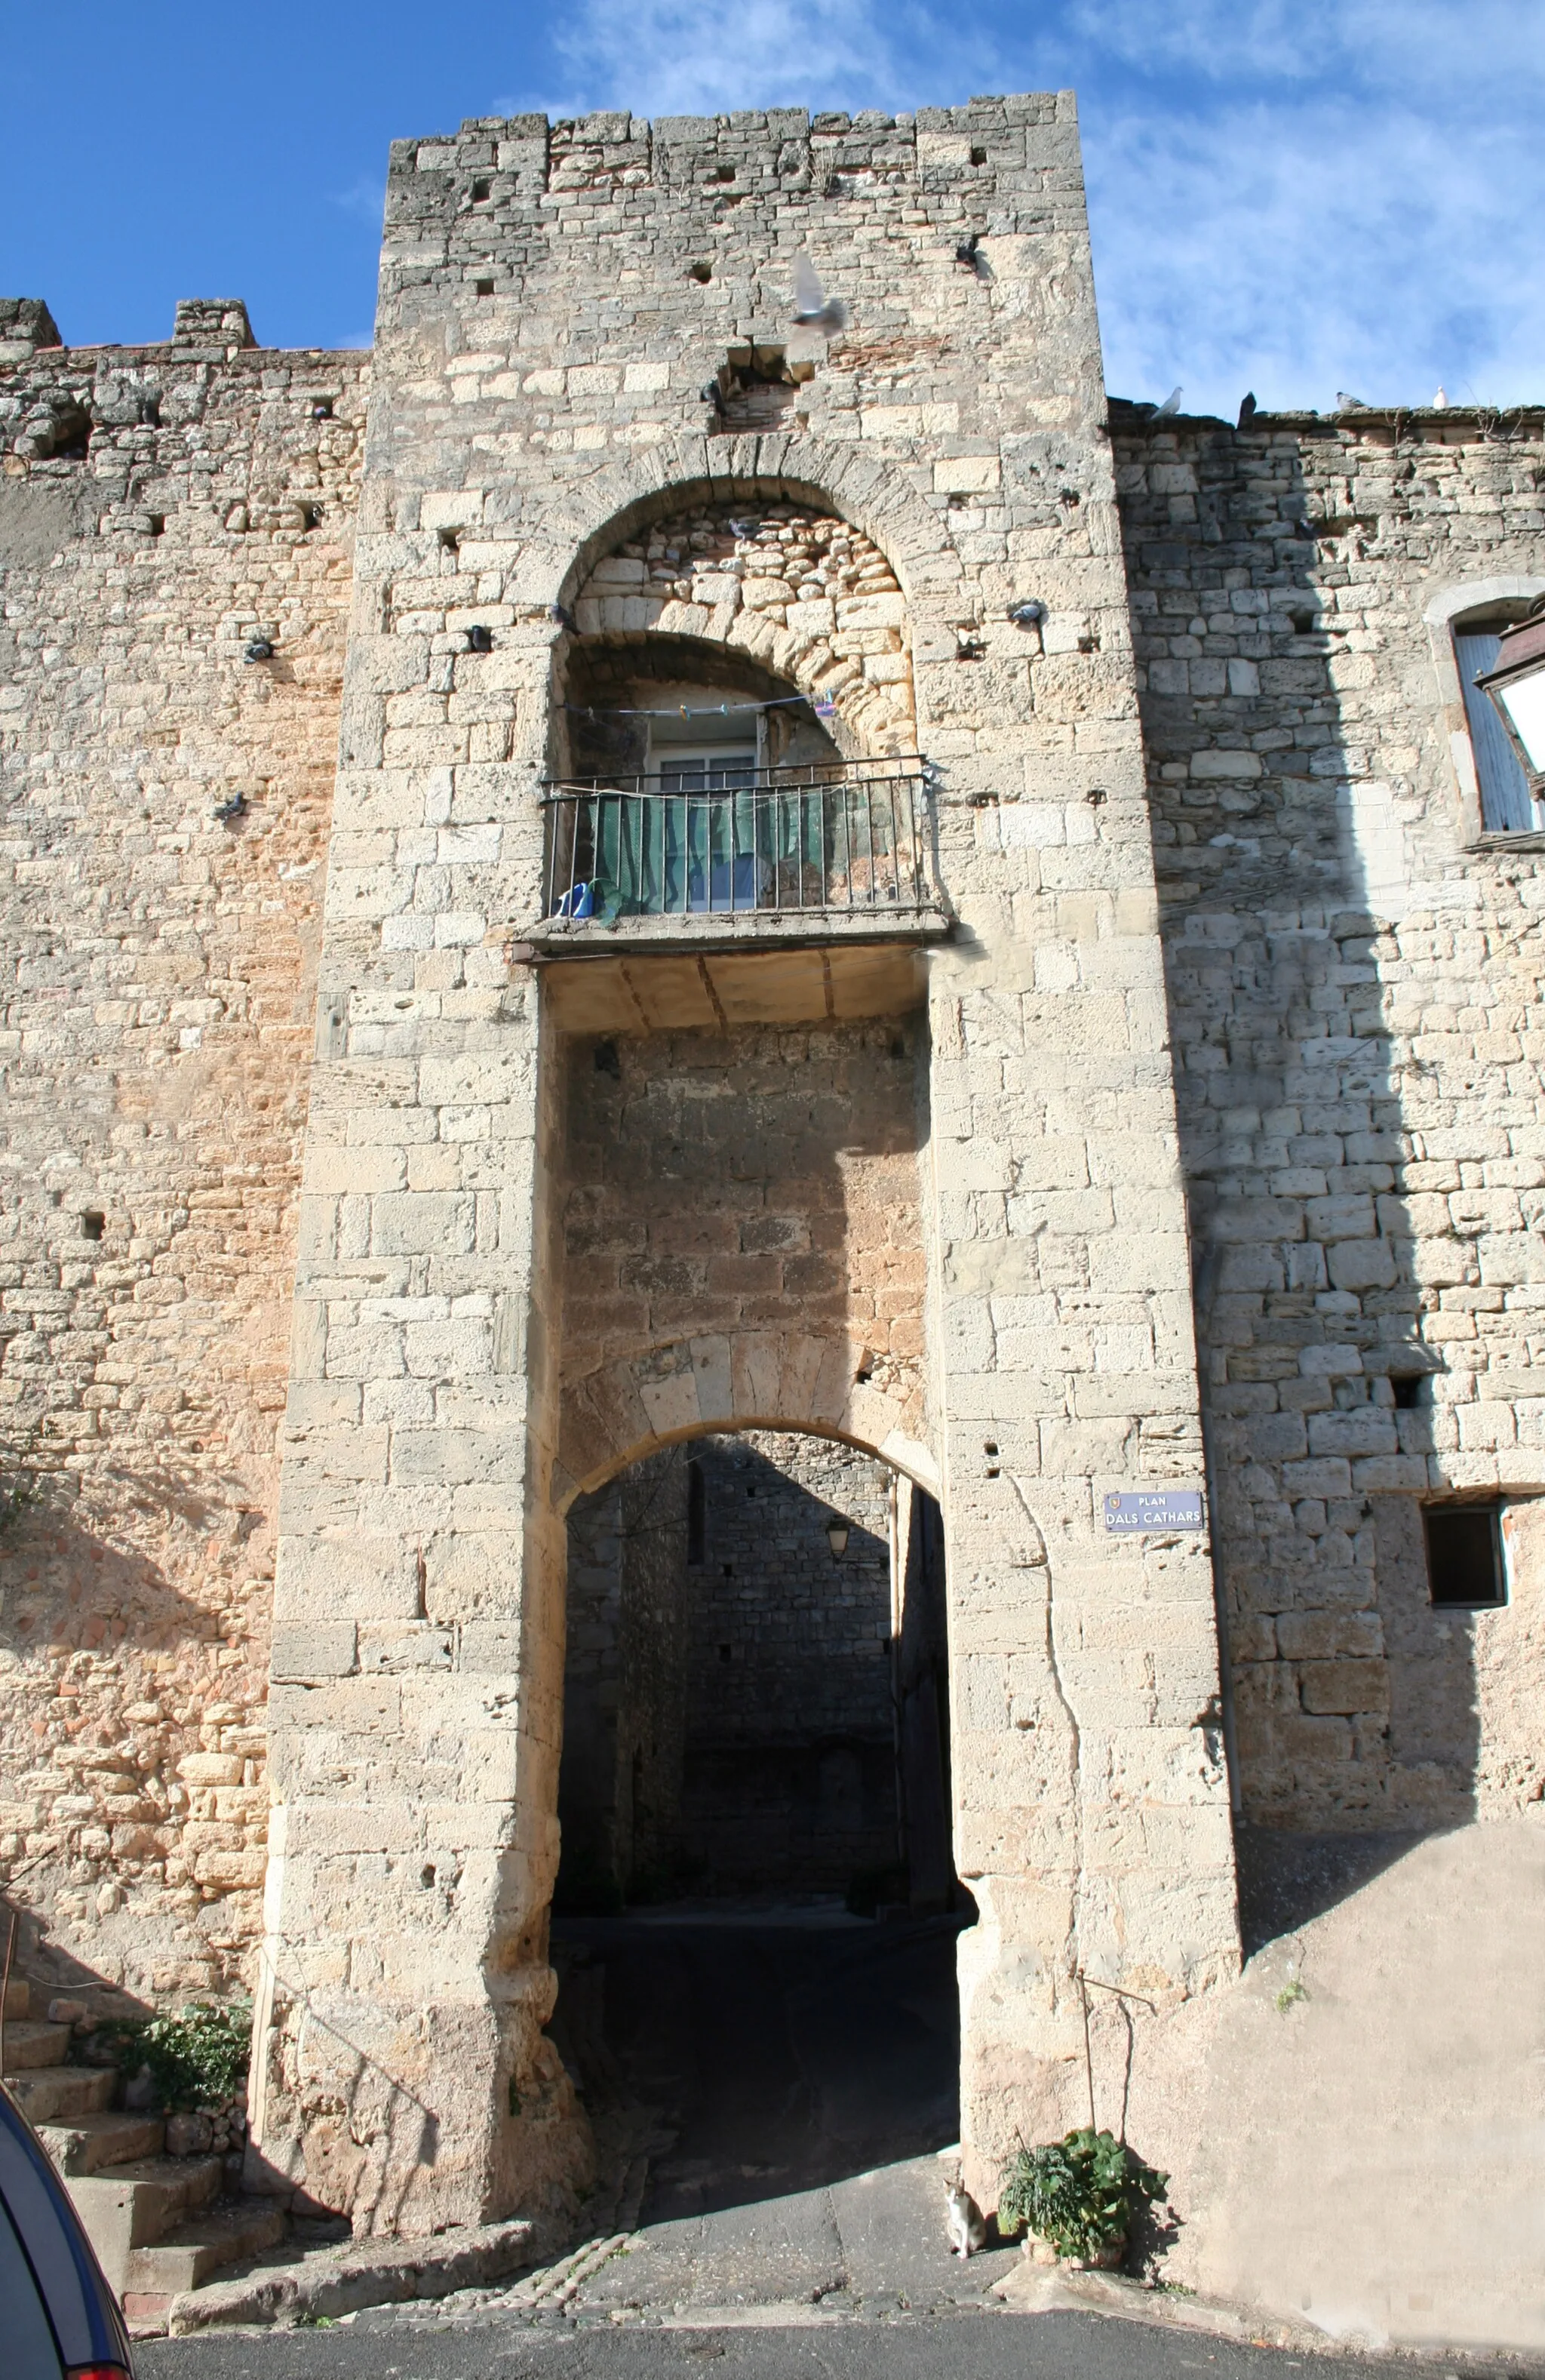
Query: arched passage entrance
533 454 955 2208
549 1423 965 2221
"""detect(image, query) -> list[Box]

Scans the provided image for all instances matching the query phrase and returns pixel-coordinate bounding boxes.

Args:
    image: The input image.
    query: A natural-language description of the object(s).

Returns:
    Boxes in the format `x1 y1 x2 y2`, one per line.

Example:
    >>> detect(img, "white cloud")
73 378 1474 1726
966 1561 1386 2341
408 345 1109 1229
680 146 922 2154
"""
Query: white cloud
1086 90 1545 414
1064 0 1545 102
516 0 1545 414
331 174 387 229
533 0 995 118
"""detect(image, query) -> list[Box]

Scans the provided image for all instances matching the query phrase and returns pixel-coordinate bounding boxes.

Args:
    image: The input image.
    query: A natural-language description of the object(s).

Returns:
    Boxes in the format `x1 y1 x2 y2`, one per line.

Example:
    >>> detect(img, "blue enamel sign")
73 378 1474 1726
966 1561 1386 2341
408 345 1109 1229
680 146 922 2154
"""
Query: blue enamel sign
1103 1488 1205 1533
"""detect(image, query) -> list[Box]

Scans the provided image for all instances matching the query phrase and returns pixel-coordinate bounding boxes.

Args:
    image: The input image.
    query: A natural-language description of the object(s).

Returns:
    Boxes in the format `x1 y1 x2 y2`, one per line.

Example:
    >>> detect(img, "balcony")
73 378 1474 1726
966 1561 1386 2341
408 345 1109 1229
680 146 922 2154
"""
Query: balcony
532 756 948 955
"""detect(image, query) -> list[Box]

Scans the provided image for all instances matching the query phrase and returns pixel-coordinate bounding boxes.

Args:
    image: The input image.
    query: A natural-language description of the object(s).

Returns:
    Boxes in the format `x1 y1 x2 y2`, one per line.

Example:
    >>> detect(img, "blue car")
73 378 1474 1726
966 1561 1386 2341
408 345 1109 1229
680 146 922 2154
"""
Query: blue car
1 2077 135 2378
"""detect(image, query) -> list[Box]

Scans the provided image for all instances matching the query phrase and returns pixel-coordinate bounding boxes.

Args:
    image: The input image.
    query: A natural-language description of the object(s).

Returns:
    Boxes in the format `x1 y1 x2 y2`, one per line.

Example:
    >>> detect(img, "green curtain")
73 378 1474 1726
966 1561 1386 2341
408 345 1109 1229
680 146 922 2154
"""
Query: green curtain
582 789 846 916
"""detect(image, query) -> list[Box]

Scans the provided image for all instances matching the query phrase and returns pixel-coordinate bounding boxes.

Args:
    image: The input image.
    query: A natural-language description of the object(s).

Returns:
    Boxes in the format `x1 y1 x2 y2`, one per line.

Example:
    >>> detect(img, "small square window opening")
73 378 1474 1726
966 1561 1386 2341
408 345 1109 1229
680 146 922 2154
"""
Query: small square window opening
81 1210 106 1241
1423 1502 1507 1607
1390 1374 1424 1409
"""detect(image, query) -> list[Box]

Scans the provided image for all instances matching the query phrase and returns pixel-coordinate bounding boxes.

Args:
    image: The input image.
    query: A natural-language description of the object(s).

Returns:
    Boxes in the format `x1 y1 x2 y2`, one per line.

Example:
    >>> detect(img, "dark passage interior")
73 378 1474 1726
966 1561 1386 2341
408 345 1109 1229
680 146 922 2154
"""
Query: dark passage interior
556 1431 953 1915
552 1431 964 2213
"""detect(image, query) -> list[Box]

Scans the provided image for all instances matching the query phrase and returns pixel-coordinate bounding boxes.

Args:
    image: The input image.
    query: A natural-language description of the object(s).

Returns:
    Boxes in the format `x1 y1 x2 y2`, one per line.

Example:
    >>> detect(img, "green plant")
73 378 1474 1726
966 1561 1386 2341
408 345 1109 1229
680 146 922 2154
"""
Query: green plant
996 2127 1167 2264
1275 1978 1309 2014
95 2001 252 2112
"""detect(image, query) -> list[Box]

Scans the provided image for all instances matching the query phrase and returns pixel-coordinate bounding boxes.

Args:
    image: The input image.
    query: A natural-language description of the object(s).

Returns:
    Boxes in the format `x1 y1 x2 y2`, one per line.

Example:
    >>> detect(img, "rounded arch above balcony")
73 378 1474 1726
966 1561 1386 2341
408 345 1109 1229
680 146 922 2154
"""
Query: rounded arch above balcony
516 433 960 747
535 434 960 617
570 497 914 758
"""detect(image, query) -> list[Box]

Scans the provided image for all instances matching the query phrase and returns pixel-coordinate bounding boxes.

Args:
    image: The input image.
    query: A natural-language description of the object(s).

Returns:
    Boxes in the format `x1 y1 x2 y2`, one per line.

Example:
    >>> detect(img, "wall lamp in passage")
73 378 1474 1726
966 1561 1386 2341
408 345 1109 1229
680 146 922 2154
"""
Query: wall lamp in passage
825 1514 850 1561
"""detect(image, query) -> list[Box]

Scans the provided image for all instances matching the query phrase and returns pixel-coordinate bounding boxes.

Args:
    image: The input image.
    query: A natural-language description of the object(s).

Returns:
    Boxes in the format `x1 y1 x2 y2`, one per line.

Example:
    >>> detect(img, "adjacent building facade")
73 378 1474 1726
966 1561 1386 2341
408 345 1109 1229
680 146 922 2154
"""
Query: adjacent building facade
0 92 1540 2237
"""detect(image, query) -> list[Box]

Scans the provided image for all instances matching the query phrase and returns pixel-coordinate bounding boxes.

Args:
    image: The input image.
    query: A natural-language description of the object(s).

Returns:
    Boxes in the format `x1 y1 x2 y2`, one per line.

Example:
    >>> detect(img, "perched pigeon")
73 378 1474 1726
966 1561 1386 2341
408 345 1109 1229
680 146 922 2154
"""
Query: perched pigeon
954 232 991 281
1336 392 1368 411
1153 387 1182 417
1433 386 1449 409
791 253 846 331
1238 391 1257 426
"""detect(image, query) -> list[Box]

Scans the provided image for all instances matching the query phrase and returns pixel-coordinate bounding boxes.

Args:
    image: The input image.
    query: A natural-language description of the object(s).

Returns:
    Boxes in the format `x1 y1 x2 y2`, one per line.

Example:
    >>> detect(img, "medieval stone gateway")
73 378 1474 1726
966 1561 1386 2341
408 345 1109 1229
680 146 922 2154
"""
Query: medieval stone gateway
2 91 1542 2334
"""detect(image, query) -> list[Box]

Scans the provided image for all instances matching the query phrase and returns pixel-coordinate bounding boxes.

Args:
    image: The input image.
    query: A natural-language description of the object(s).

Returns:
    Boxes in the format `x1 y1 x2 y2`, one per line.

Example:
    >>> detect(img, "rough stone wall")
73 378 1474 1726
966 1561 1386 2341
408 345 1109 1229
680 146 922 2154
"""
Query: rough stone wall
0 306 365 1996
678 1431 895 1893
560 1017 927 1407
1114 403 1545 1828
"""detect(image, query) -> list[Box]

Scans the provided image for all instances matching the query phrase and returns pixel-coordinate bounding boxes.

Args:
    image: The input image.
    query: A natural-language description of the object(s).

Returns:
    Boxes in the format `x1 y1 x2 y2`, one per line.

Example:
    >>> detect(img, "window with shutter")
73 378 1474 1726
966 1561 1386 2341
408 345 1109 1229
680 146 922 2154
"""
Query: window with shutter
1455 625 1540 832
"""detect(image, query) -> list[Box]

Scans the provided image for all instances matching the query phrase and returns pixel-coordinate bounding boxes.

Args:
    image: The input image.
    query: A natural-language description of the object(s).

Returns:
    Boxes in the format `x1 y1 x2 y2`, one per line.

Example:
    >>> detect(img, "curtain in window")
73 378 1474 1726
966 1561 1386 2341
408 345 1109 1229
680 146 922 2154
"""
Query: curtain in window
570 770 868 915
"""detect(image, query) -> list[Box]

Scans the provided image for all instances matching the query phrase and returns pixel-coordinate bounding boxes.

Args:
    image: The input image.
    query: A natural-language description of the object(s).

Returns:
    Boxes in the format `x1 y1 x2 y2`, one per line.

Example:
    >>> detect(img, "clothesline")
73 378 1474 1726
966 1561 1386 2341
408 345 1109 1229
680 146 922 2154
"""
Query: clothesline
564 693 837 719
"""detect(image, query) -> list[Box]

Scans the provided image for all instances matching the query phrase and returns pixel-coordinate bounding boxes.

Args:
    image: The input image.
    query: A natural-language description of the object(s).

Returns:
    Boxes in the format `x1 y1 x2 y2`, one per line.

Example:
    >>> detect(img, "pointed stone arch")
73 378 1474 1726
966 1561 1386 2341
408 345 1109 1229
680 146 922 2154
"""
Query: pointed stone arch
554 1328 937 1514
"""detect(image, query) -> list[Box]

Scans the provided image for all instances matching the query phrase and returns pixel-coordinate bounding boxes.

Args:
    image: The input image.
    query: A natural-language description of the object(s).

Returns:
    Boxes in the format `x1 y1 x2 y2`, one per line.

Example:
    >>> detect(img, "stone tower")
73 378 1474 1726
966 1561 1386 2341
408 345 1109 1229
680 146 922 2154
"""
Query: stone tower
246 96 1238 2231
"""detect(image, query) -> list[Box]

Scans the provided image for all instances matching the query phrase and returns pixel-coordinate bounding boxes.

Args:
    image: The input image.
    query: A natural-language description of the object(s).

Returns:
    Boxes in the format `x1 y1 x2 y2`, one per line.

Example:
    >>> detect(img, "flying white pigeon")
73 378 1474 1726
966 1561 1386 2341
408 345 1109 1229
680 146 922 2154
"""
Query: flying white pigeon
1153 387 1182 417
791 253 847 332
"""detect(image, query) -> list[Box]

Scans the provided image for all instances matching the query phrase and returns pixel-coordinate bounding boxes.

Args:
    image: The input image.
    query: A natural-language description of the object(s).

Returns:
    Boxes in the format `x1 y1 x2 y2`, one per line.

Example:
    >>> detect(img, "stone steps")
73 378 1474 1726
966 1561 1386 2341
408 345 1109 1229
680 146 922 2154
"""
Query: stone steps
4 1963 289 2324
2 2018 72 2068
65 2153 225 2294
8 2062 118 2123
39 2109 167 2176
123 2197 288 2312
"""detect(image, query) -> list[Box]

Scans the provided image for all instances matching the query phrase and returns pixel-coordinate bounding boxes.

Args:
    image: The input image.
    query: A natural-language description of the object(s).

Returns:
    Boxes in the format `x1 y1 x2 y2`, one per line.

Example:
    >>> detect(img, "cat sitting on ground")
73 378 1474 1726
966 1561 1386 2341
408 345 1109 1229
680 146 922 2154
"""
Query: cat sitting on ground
945 2178 988 2259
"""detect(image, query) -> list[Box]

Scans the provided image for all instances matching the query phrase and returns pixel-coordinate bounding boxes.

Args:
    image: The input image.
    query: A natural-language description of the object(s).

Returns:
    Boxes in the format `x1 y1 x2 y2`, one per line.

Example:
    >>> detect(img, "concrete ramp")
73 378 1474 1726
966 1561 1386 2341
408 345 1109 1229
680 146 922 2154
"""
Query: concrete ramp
1135 1819 1545 2353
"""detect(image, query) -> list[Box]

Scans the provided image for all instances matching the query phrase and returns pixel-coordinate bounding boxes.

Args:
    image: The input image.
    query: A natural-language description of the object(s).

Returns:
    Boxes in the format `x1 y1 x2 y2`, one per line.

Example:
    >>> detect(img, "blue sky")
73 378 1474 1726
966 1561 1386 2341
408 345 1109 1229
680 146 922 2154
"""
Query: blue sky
4 1 1540 420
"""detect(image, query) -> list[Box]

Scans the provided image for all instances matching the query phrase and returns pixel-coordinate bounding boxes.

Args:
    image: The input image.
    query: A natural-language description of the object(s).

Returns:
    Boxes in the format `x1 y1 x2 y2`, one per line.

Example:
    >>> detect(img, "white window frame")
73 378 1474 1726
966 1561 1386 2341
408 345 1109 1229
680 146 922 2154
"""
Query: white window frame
1425 574 1545 846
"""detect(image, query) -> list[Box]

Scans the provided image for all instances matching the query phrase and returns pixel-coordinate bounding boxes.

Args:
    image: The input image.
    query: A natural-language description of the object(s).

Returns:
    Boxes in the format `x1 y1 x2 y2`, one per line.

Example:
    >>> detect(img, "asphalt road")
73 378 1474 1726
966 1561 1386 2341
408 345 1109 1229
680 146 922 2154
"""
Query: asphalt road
140 2310 1388 2380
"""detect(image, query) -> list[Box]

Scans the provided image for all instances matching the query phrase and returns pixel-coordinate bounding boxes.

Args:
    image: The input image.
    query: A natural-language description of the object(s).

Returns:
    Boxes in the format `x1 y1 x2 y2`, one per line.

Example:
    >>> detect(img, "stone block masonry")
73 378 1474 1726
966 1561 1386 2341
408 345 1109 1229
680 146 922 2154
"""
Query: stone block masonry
676 1431 898 1896
1 81 1541 2302
253 93 1236 2234
1115 401 1545 1829
0 304 367 1997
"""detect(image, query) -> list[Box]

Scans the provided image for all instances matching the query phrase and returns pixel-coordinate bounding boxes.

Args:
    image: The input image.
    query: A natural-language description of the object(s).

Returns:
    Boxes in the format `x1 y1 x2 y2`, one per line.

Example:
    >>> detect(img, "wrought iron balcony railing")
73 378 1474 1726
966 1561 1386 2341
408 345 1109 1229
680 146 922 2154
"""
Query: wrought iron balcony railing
539 756 940 928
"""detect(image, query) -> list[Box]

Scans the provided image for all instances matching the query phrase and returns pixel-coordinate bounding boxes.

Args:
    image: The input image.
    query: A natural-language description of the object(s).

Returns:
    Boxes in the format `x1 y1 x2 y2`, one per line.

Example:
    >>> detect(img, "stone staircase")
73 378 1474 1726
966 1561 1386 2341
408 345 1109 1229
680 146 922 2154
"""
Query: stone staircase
2 1973 287 2326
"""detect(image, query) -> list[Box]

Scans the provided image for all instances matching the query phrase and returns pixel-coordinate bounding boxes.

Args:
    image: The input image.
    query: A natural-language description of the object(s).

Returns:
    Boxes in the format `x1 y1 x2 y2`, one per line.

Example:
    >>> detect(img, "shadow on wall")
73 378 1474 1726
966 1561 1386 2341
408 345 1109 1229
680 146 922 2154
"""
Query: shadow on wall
1 1494 214 1659
1120 407 1498 1873
551 1431 966 2222
0 1474 267 1991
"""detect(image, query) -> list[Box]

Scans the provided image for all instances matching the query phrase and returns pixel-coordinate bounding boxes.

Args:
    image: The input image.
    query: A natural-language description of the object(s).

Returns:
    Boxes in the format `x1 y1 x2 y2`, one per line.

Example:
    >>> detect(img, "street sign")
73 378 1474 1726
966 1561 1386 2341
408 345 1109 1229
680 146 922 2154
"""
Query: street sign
1103 1488 1205 1533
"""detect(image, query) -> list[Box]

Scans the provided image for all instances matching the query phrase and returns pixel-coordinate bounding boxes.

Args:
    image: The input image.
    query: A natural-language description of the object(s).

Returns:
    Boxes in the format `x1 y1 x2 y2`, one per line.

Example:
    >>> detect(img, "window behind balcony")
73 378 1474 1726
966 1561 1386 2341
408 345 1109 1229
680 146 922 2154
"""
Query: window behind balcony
1455 624 1539 832
653 743 757 794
